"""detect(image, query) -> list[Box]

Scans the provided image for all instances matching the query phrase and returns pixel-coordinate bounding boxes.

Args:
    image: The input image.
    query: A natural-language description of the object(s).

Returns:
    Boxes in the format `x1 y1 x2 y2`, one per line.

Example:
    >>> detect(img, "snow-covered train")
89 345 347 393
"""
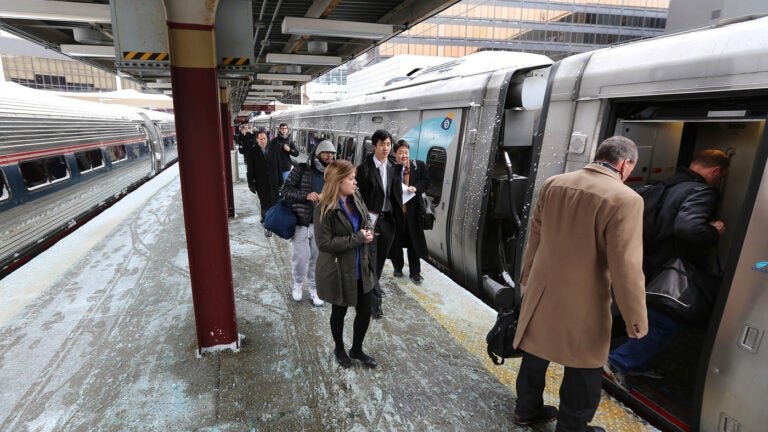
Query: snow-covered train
253 15 768 432
0 82 177 277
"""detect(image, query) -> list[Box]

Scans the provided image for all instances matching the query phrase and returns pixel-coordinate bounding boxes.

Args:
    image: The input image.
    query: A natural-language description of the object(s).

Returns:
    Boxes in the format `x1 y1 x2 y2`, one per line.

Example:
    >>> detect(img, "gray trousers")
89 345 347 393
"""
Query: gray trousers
290 224 318 289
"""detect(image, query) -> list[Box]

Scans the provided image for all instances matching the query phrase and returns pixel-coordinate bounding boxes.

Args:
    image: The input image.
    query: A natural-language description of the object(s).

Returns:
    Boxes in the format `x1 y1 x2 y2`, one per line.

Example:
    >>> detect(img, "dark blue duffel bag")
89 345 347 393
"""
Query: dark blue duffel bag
263 199 297 239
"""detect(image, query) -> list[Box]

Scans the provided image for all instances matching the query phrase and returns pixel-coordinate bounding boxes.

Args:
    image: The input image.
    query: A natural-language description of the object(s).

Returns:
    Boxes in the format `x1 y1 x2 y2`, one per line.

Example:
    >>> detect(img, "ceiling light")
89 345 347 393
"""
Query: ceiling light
60 44 115 58
266 53 341 66
251 85 294 91
147 82 173 89
249 92 284 97
258 73 312 82
282 17 394 40
0 0 110 23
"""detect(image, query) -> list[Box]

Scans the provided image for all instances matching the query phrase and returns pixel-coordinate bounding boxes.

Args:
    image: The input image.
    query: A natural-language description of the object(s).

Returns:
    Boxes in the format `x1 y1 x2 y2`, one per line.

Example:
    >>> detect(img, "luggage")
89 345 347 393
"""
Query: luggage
263 199 297 239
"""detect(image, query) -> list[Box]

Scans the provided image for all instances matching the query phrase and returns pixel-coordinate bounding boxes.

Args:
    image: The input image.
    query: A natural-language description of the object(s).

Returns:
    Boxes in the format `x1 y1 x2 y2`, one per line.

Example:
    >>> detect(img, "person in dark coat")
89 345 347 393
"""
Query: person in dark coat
281 139 336 306
388 140 430 283
270 122 299 181
606 149 729 387
314 160 377 369
239 124 258 193
356 129 403 319
252 130 283 224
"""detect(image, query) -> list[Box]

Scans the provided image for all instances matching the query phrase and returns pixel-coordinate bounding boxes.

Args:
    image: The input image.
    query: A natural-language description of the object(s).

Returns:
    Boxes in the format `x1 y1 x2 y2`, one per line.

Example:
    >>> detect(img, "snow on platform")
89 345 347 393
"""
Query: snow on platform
0 161 656 431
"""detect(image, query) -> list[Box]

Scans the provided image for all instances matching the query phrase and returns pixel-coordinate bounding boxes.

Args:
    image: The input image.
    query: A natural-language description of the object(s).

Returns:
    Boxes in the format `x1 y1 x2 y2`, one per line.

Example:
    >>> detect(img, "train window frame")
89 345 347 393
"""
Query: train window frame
425 147 447 205
344 136 357 163
363 136 374 159
0 170 9 202
307 131 319 156
106 144 128 164
74 149 105 174
19 155 71 190
336 136 346 159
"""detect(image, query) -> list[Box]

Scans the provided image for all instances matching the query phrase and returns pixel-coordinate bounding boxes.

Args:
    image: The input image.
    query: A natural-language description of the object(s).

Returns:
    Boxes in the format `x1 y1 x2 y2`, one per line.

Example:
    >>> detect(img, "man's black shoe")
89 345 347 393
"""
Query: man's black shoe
349 350 378 368
513 405 558 426
334 347 351 368
371 304 383 319
393 269 404 277
410 274 424 283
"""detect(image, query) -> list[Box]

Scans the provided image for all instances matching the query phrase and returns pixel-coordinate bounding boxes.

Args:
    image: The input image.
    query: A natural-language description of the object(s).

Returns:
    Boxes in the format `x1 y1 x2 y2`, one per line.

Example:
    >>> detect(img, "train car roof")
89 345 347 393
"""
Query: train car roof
563 15 768 100
0 82 144 122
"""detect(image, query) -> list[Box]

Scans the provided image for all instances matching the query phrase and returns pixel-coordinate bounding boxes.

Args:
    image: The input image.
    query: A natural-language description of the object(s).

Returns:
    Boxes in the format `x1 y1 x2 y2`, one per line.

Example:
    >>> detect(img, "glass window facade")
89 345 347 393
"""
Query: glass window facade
1 54 144 92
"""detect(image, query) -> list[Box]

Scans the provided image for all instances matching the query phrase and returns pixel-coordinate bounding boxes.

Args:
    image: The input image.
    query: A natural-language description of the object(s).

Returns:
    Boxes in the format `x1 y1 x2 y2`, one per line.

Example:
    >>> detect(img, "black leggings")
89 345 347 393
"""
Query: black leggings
329 280 373 352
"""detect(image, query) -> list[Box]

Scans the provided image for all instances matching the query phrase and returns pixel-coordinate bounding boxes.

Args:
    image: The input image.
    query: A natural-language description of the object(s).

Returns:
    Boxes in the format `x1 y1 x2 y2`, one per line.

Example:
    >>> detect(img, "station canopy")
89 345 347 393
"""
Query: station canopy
0 0 458 108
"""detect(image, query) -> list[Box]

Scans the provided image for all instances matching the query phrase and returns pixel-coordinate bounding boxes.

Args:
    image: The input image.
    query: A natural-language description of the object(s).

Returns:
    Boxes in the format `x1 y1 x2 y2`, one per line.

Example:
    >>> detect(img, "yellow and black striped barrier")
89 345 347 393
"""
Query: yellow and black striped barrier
221 57 250 66
122 52 169 61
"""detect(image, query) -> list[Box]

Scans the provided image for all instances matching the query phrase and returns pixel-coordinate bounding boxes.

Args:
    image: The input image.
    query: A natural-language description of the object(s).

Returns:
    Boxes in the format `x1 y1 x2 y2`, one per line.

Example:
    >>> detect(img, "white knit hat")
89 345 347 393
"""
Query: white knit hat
315 140 336 156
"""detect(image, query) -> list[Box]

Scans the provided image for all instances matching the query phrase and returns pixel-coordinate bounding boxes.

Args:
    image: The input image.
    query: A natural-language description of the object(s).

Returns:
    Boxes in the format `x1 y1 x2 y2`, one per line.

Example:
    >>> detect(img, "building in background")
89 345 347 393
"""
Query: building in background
0 30 144 92
306 0 669 105
665 0 768 32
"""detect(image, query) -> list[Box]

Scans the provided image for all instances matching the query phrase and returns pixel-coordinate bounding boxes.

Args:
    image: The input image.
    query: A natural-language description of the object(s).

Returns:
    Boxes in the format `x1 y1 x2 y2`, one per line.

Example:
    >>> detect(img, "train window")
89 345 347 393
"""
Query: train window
0 170 9 202
106 145 128 164
336 136 346 159
74 149 105 174
307 132 318 156
19 156 70 189
425 147 447 204
363 137 374 159
344 137 357 162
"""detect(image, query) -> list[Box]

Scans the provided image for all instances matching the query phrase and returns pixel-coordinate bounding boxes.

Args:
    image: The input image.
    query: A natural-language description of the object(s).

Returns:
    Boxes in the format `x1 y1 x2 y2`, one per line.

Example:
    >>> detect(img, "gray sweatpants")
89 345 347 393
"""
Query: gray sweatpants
290 224 318 289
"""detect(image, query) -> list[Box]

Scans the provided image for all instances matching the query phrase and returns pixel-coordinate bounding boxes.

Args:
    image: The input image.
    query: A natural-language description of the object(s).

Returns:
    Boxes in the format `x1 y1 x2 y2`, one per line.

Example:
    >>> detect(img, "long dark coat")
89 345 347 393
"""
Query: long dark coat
314 190 376 307
398 159 430 258
513 164 648 368
251 141 283 212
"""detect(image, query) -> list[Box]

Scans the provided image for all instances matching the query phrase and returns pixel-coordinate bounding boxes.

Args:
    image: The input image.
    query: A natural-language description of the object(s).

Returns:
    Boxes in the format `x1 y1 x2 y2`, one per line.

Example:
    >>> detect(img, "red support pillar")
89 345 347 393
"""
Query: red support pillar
166 19 238 353
220 86 235 217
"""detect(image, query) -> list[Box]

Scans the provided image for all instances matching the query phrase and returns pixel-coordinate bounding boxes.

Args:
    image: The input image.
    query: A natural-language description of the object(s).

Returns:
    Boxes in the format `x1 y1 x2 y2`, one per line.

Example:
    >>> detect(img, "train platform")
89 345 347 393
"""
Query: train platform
0 162 658 431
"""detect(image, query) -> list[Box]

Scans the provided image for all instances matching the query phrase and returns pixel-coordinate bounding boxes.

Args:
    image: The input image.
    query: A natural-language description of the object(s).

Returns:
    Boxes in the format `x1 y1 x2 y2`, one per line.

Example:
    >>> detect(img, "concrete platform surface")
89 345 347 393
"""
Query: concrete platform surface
0 163 657 431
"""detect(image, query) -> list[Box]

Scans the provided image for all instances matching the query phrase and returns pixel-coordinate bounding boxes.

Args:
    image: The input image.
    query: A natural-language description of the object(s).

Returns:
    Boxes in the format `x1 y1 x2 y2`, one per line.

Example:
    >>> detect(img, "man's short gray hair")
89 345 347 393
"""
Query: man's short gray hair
594 136 638 164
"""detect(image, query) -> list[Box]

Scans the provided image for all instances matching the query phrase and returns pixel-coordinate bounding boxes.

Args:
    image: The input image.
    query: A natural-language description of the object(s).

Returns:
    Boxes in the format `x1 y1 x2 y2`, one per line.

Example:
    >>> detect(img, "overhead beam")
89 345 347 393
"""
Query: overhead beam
0 0 111 23
266 53 341 66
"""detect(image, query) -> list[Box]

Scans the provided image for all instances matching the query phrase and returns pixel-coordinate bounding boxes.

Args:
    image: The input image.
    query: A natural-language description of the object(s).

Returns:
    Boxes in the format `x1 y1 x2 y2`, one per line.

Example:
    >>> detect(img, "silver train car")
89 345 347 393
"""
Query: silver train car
0 82 177 276
256 15 768 431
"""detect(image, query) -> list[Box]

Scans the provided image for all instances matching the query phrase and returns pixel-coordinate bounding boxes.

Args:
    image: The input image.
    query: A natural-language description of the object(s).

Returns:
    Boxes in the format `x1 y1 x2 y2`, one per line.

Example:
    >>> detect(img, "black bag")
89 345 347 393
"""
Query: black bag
419 193 435 230
486 305 523 365
263 199 298 239
645 258 720 327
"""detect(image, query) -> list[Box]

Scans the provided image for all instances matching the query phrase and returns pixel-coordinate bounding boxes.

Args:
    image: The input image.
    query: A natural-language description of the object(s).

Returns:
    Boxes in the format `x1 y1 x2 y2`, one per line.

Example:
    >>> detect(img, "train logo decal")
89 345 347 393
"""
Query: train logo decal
400 112 458 161
753 261 768 275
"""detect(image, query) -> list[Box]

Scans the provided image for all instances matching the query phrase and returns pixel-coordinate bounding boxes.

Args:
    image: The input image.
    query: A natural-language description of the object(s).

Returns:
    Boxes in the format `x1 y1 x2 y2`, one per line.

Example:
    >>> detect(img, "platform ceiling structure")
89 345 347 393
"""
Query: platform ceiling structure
0 0 458 112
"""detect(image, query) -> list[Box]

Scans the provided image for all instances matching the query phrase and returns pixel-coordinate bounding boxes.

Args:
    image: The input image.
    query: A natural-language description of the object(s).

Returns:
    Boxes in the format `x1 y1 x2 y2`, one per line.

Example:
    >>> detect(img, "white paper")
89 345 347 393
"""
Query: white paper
402 183 416 204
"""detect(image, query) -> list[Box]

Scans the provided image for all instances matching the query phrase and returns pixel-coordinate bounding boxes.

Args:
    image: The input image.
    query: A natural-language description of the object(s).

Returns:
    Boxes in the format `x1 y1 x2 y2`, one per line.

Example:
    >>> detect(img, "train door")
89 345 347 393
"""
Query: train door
607 104 766 430
406 109 463 268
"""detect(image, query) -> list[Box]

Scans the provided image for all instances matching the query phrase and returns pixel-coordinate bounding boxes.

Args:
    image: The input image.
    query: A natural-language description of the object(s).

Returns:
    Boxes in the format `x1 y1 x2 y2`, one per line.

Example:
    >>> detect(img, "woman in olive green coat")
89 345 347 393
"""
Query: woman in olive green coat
314 160 378 368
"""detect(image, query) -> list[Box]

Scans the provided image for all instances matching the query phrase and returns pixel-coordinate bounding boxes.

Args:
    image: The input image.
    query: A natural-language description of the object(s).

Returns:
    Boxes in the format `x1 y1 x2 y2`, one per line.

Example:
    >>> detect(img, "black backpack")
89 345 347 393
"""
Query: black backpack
486 305 523 365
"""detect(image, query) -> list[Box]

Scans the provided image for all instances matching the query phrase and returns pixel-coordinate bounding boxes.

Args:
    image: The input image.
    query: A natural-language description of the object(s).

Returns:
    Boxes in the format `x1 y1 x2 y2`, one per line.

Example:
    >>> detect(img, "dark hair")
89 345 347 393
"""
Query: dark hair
692 149 730 171
257 130 268 139
279 123 288 128
395 139 410 151
594 136 638 165
372 129 393 147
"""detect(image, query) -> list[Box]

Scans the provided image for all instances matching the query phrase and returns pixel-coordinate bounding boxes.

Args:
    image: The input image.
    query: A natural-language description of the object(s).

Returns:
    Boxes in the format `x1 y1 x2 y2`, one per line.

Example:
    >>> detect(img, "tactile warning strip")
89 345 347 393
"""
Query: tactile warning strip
397 265 659 432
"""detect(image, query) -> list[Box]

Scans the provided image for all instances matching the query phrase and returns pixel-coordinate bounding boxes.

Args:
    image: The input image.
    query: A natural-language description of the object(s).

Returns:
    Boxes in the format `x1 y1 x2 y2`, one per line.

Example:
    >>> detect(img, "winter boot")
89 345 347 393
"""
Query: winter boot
292 282 303 301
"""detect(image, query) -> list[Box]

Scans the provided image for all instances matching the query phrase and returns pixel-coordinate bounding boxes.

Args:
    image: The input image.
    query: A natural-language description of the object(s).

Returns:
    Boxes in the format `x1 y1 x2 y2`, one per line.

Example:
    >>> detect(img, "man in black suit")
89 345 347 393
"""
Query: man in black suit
356 129 404 318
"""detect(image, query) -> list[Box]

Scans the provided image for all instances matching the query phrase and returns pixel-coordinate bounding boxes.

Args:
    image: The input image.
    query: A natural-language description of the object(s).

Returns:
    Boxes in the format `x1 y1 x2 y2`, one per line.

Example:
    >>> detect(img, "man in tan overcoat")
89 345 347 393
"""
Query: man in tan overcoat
512 136 649 432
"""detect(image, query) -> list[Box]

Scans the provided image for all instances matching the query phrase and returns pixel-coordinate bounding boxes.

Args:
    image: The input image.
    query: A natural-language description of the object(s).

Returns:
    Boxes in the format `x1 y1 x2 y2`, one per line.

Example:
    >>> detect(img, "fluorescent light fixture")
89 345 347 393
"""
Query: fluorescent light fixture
266 53 341 66
258 73 312 82
251 85 294 91
60 44 115 58
249 92 284 97
147 82 173 89
163 91 173 95
707 110 747 118
282 17 393 40
0 0 110 22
